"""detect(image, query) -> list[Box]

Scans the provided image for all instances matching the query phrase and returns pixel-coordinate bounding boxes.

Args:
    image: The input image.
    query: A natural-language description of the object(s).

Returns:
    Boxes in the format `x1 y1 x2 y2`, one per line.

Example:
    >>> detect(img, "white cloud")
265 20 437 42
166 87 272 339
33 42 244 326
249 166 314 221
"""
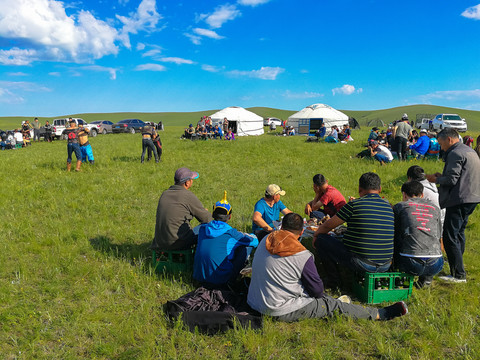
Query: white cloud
136 43 146 51
116 0 162 48
0 48 38 66
419 89 480 102
283 90 323 99
82 65 119 80
184 33 202 45
159 57 194 65
0 80 51 104
49 72 61 76
461 5 480 20
332 84 363 95
228 66 284 80
142 48 162 57
202 64 225 72
135 63 166 71
200 4 241 29
0 0 119 63
8 72 29 76
238 0 270 6
193 28 225 39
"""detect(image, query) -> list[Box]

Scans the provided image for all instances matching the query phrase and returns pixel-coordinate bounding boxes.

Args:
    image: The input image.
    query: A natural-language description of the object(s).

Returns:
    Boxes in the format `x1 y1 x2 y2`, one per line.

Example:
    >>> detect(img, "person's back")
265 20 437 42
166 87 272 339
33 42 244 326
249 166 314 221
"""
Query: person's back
427 136 440 156
395 121 412 139
194 196 258 287
152 168 212 251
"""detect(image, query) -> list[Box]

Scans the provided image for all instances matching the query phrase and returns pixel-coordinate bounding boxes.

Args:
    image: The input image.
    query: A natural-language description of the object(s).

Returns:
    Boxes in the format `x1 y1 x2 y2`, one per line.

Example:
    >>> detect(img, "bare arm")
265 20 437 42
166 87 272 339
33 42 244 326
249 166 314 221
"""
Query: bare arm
281 208 292 215
252 211 273 231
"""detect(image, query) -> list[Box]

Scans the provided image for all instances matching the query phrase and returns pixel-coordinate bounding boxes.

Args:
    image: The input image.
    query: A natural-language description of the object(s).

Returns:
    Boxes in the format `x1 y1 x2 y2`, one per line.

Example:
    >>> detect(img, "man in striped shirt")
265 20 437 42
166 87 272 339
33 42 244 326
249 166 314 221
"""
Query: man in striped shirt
313 172 394 289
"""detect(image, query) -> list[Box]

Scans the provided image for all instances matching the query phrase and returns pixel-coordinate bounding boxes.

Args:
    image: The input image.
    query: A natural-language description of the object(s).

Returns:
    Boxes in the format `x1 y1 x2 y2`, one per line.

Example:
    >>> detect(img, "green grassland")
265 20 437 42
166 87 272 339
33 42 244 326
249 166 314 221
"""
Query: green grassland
2 104 480 131
1 125 480 359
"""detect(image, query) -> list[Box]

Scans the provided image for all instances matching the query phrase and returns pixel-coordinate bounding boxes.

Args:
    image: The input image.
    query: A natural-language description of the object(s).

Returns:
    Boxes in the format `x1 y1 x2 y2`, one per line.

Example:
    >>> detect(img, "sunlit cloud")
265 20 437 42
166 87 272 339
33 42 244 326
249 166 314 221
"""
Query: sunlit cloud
159 57 194 65
201 64 225 72
82 65 119 80
238 0 271 6
332 84 363 95
134 63 167 71
283 90 324 99
199 4 241 29
228 66 284 80
461 4 480 20
193 28 225 39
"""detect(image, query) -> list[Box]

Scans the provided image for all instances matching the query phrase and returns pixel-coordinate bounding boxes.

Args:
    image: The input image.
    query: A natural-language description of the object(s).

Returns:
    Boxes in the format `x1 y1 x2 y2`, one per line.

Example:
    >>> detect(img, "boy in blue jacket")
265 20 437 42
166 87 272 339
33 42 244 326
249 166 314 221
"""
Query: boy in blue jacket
193 192 258 288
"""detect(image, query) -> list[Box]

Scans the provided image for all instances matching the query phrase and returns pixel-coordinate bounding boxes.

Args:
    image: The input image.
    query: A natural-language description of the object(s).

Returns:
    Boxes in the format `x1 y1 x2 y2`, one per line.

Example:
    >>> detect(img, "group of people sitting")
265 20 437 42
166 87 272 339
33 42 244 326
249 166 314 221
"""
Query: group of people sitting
320 124 353 143
181 116 235 141
0 118 53 150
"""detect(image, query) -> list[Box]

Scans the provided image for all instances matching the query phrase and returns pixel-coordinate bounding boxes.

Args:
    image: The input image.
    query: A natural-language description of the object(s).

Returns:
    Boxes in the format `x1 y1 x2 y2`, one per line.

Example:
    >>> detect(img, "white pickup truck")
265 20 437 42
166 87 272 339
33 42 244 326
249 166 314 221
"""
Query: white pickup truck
52 118 98 139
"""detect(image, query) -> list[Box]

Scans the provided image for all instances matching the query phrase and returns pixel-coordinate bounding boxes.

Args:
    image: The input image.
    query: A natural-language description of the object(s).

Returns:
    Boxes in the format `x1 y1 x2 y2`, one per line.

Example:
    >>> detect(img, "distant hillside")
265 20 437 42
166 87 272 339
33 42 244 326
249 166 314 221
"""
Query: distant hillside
1 104 479 132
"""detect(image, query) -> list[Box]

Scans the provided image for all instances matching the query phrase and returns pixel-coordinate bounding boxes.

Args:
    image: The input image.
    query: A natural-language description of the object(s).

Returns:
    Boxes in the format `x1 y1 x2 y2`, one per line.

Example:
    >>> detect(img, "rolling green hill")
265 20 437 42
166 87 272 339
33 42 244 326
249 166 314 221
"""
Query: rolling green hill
1 104 479 131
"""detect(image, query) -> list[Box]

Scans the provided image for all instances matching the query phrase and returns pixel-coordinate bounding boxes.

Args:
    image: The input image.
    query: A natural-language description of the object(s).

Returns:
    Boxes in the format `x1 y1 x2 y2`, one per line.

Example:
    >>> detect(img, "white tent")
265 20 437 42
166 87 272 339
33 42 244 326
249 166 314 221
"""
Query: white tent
209 106 264 136
288 104 349 135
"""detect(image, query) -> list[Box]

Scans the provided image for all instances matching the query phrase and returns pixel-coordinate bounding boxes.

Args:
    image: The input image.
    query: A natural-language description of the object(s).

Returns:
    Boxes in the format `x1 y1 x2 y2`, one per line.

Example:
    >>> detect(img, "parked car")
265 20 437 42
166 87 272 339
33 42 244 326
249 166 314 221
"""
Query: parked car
112 119 146 134
430 114 467 132
52 118 98 139
263 117 283 127
415 118 431 130
90 120 114 134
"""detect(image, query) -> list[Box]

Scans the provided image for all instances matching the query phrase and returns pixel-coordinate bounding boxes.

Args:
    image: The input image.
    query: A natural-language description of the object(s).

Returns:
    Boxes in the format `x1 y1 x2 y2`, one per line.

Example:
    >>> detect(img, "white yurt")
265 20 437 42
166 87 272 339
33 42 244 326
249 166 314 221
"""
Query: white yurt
288 104 349 135
209 106 264 136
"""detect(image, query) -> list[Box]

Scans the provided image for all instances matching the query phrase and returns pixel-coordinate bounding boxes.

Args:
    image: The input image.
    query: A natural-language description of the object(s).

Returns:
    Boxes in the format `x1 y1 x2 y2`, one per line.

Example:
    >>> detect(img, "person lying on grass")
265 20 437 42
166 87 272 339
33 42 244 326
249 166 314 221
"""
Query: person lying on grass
193 191 258 289
304 173 346 220
247 213 408 322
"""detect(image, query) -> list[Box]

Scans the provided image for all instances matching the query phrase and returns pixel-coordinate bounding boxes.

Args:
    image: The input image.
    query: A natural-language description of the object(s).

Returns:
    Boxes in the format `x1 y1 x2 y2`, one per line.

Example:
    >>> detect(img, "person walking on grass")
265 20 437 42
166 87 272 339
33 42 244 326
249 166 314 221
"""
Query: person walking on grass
64 118 82 172
426 128 480 283
247 213 408 322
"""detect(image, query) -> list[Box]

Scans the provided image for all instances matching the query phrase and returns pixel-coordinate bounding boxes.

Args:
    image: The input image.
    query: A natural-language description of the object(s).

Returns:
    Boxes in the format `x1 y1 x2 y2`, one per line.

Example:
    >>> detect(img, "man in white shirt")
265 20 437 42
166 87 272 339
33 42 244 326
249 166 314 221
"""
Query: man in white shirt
370 141 393 165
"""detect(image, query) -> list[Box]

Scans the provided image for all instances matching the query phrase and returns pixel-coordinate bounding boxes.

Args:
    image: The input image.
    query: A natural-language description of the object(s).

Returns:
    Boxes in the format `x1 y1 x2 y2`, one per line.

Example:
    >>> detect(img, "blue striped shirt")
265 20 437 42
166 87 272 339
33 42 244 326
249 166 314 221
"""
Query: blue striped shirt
336 193 394 263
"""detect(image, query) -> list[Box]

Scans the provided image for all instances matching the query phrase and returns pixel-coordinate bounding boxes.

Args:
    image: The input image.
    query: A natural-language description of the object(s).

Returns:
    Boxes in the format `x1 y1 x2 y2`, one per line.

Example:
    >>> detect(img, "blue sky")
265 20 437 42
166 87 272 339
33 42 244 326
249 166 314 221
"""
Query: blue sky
1 0 480 116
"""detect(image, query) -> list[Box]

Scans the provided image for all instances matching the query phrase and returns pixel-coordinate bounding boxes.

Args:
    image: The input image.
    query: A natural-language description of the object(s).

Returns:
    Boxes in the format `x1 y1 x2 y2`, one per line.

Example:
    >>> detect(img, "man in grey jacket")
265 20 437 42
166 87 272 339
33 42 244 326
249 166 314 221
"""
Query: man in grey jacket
426 128 480 283
152 167 212 251
393 181 443 288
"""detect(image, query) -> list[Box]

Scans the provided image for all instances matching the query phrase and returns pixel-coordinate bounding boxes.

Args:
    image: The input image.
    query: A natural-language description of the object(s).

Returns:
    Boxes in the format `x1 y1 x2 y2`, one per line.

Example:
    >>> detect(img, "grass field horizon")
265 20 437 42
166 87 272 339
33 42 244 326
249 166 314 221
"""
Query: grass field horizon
1 125 479 358
2 103 480 132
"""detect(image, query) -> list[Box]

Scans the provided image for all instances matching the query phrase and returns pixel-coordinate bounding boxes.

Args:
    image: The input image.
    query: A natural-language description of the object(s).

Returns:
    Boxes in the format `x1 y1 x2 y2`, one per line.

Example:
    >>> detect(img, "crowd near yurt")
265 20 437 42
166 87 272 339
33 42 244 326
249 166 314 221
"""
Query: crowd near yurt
288 104 350 135
209 106 264 136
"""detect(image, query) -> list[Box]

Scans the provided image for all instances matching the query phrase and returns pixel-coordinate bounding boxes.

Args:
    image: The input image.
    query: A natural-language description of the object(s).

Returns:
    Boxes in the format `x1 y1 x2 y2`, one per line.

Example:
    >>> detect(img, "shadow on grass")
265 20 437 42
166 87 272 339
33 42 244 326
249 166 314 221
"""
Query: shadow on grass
89 235 194 282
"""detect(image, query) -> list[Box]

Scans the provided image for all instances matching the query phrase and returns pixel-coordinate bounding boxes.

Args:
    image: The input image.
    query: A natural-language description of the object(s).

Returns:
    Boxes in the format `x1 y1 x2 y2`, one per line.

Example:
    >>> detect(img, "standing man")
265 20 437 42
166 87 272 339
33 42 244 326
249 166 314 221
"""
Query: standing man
44 120 53 142
426 128 480 283
392 114 413 160
140 123 158 163
32 118 41 142
64 118 82 172
152 167 212 252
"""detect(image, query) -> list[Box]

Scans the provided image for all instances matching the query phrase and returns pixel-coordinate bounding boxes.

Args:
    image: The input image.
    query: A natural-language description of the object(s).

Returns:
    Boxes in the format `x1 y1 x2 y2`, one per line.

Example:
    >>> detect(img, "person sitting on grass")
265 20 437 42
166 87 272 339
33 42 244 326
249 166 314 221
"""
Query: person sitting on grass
213 124 223 139
369 140 393 165
315 123 326 139
193 191 258 289
252 184 292 241
409 129 430 158
313 172 394 289
392 181 443 288
247 213 408 322
324 126 339 143
225 129 235 141
305 174 346 220
378 130 388 146
368 127 380 141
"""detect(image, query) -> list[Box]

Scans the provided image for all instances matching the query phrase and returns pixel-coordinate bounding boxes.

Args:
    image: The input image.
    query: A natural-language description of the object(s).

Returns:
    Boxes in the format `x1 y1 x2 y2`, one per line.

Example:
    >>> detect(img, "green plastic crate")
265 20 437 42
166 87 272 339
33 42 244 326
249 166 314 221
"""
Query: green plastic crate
152 249 194 274
353 272 414 304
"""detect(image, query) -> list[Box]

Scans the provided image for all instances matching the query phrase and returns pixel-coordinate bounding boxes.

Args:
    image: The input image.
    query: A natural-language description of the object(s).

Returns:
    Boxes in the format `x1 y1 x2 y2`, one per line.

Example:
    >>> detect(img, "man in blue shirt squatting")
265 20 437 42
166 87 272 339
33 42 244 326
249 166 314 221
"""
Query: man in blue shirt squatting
313 172 395 289
193 191 259 289
409 129 430 158
252 184 292 241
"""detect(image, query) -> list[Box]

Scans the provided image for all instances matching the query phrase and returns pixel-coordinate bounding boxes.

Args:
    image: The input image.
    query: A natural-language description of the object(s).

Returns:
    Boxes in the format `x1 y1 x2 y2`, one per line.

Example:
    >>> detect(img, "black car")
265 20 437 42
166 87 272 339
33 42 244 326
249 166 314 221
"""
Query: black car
112 119 146 134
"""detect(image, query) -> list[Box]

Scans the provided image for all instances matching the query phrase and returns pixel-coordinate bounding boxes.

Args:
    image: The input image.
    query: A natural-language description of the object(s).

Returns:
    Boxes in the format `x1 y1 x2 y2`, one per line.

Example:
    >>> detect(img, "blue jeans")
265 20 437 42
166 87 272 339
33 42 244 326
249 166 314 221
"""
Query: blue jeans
315 233 391 286
67 143 81 163
374 154 391 163
443 203 478 279
395 255 444 281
